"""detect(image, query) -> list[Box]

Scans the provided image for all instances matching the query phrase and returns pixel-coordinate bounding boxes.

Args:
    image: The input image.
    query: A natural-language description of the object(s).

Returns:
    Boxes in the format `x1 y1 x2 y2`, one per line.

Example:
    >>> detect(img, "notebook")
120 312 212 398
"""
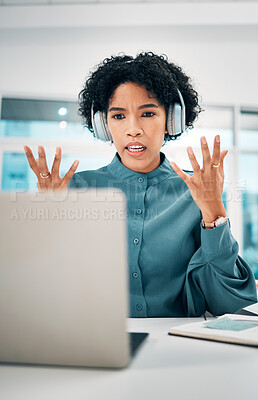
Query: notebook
0 189 147 368
169 312 258 347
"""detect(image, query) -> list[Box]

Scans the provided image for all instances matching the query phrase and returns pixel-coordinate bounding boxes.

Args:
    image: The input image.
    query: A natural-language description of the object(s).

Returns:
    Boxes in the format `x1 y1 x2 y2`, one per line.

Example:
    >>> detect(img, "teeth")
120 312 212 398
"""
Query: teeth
127 146 146 152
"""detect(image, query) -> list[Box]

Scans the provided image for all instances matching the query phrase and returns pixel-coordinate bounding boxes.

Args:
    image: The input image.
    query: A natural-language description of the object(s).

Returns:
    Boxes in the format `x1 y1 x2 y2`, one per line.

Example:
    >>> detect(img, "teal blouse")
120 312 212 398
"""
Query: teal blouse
69 152 257 317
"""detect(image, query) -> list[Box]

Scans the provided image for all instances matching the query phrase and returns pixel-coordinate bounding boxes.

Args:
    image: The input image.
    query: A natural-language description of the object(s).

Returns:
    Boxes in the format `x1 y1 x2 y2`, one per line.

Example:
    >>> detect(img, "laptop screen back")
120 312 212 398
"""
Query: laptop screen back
0 189 130 368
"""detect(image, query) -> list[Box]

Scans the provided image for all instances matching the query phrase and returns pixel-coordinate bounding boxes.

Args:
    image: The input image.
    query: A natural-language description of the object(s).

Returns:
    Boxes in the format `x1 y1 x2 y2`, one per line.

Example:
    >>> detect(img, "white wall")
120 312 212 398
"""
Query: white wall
0 3 258 106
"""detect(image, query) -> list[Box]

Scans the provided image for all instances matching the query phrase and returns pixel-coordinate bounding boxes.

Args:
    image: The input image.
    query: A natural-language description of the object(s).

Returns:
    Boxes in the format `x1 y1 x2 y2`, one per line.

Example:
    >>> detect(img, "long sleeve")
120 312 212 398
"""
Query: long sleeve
183 220 257 316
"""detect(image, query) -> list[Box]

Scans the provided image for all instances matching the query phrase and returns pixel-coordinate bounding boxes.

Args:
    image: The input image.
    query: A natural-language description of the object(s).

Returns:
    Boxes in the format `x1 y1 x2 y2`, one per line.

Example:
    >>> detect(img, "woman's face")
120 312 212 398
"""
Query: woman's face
107 82 167 173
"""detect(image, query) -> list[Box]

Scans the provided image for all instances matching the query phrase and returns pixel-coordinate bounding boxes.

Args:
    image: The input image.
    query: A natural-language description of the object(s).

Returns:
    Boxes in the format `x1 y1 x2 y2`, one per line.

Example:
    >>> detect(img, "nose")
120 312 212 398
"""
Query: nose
124 113 143 138
125 117 143 137
126 129 143 138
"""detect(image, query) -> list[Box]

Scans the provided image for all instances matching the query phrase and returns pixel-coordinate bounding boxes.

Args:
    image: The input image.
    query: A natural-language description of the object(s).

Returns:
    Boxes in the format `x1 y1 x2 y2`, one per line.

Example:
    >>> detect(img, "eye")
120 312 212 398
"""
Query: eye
112 114 125 120
142 112 155 117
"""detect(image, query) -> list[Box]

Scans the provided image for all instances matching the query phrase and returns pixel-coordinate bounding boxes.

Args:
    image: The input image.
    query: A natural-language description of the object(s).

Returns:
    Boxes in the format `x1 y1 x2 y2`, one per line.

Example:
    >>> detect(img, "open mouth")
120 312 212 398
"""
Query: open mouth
125 145 146 153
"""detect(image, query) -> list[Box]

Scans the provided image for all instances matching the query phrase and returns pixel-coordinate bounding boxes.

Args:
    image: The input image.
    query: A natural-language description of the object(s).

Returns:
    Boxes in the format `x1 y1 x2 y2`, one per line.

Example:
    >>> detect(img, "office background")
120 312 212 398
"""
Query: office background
0 0 257 276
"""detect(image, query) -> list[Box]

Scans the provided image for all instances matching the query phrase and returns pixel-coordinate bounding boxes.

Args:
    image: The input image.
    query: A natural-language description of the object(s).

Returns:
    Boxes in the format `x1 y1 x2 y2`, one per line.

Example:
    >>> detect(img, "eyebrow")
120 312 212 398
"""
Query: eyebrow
108 103 159 112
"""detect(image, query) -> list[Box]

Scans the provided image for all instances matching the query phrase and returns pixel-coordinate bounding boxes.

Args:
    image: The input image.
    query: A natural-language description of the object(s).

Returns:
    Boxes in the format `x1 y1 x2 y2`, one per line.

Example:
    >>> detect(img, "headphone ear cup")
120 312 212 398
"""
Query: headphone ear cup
167 102 184 138
167 103 175 137
92 110 112 142
99 112 112 142
167 89 186 139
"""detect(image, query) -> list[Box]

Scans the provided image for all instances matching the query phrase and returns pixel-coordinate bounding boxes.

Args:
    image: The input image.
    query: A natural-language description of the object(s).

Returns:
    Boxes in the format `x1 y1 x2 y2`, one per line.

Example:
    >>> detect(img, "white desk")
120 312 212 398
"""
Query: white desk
1 317 258 400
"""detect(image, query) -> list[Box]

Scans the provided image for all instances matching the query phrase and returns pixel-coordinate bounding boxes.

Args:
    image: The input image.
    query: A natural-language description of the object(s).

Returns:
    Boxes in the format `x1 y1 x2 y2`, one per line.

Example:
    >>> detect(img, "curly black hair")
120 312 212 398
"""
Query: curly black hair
78 52 202 142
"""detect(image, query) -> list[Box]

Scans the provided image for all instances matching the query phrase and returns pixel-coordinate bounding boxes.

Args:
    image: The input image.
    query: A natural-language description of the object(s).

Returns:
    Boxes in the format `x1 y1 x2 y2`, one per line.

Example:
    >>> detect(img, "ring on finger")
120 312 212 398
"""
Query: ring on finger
211 162 220 168
40 171 51 179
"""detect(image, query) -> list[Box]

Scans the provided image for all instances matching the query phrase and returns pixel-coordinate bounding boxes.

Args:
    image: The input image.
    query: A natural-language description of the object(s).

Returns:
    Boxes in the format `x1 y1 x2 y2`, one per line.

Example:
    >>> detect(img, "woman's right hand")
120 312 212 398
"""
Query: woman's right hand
24 145 79 191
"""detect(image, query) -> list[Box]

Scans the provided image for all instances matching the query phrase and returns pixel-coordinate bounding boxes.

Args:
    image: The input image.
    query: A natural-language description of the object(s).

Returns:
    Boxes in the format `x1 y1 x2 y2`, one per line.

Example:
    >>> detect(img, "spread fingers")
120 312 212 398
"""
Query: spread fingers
24 146 41 180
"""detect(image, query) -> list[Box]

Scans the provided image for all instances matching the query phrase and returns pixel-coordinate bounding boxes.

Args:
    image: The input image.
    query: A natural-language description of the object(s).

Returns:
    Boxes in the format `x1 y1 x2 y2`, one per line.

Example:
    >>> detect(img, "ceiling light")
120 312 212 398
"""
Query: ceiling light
58 107 68 116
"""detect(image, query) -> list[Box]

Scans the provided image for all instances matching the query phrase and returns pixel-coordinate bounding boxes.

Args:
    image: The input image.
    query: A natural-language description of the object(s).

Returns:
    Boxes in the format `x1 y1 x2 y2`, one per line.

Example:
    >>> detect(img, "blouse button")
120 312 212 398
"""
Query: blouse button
138 177 144 183
136 304 143 311
132 272 139 279
136 209 142 215
133 238 139 245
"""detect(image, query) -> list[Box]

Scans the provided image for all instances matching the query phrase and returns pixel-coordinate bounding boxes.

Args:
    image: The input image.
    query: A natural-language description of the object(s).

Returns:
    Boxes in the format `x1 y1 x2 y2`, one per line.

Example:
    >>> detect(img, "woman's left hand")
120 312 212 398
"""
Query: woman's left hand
170 135 228 223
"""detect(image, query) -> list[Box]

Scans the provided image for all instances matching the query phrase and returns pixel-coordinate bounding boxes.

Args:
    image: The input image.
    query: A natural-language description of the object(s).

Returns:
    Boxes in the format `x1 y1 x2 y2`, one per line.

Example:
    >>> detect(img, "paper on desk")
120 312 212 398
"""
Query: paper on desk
223 314 258 322
169 314 258 347
243 301 258 315
204 316 255 331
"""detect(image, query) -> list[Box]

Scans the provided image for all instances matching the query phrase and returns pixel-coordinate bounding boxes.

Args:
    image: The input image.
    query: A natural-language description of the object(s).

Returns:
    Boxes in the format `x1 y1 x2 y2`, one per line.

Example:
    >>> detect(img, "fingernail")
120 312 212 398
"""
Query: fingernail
188 147 193 155
74 160 79 168
56 147 61 156
216 135 220 143
201 137 206 144
24 146 28 154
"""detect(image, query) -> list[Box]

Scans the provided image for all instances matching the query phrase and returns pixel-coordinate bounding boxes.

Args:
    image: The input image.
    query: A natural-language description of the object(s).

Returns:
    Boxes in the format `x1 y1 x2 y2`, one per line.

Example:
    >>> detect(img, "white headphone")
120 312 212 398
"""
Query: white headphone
91 88 185 142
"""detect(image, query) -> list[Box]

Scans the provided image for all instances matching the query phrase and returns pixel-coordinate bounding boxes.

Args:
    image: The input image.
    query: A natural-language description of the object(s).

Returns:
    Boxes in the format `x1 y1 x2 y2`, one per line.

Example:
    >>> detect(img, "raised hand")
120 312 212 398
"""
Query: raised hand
24 145 79 191
170 135 228 223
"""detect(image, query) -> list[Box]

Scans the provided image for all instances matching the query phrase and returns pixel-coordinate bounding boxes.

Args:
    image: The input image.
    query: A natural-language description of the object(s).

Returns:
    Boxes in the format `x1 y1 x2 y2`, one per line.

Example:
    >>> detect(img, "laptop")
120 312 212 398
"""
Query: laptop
0 189 147 368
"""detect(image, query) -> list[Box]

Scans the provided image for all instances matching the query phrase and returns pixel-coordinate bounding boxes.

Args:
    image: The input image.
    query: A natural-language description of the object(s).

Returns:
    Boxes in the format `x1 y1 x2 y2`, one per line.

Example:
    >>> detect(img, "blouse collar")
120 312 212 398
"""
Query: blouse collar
107 152 176 187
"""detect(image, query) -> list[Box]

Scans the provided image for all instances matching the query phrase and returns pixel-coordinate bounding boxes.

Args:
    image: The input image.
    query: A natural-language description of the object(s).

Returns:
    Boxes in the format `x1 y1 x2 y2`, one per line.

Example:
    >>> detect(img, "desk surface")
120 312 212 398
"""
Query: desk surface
1 317 258 400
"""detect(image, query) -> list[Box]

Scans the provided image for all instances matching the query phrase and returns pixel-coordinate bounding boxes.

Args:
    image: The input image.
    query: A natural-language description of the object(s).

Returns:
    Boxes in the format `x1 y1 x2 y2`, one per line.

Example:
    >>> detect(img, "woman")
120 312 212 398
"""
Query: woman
24 52 257 317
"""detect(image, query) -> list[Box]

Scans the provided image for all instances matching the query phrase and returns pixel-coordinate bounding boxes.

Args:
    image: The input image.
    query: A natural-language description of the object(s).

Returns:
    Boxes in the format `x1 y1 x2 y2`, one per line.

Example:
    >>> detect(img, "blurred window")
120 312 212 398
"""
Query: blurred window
239 108 258 278
239 108 258 150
